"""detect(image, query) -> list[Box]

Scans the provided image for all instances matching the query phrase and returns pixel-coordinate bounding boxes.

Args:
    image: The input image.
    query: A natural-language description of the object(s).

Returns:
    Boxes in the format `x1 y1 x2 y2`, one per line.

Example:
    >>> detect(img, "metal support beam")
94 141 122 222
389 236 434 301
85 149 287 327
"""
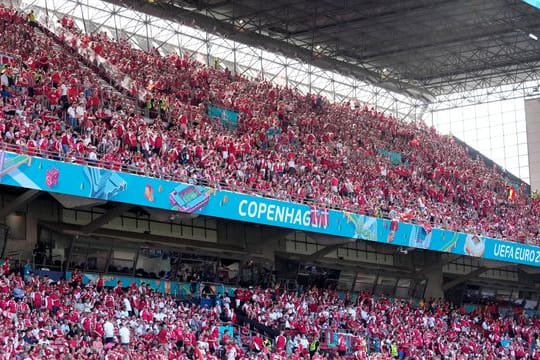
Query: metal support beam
442 267 488 291
100 0 434 102
104 245 113 274
80 203 132 234
0 190 40 218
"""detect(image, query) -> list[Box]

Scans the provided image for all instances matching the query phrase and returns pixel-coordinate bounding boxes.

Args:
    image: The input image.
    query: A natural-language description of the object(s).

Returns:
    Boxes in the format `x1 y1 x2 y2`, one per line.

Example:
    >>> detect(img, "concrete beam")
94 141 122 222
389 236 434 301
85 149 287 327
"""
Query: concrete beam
80 203 132 234
442 267 488 291
0 189 40 218
478 258 508 269
49 193 106 209
307 233 354 246
244 227 293 261
40 221 246 255
275 250 420 277
308 239 356 262
416 254 462 275
262 227 293 243
519 265 540 275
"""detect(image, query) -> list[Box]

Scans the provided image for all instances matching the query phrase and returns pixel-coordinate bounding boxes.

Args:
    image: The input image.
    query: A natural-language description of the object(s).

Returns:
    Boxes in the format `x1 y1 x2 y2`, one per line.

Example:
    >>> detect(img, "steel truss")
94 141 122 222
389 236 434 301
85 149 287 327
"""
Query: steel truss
6 0 425 121
6 0 540 121
88 0 540 101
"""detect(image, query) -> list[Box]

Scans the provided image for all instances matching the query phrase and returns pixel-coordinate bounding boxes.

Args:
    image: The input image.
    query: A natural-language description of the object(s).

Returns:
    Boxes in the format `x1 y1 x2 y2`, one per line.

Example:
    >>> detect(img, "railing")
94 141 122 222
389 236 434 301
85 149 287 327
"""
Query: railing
0 141 350 210
2 140 539 249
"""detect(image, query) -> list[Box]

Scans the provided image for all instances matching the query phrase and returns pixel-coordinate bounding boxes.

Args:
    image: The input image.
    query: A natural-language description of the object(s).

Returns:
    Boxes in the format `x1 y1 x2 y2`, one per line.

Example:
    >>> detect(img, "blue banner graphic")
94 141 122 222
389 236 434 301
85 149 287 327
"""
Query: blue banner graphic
66 271 188 295
66 271 237 298
207 104 239 129
523 0 540 10
377 149 403 165
2 150 540 267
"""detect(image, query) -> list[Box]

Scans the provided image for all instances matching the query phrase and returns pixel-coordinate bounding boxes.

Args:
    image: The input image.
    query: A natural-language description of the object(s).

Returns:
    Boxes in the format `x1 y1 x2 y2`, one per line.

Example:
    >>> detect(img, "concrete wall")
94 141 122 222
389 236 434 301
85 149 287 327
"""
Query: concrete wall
525 98 540 192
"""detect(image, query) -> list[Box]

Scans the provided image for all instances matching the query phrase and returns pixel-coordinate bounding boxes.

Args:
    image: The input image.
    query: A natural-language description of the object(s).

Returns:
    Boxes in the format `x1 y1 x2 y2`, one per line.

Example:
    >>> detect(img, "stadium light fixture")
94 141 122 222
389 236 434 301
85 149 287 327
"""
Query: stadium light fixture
529 33 538 40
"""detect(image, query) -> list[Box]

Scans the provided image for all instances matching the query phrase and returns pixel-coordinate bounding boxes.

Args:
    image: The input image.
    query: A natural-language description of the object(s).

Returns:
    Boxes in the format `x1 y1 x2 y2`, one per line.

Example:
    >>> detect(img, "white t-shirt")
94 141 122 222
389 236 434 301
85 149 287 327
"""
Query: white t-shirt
76 105 85 118
88 151 97 161
103 321 114 338
119 326 130 344
123 298 132 312
0 74 8 87
227 346 236 360
67 106 76 118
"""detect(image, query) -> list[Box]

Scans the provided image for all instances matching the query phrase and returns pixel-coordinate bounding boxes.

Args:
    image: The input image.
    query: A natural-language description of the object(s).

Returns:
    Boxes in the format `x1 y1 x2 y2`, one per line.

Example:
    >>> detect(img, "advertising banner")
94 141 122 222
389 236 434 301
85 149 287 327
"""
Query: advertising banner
207 104 239 129
2 150 540 267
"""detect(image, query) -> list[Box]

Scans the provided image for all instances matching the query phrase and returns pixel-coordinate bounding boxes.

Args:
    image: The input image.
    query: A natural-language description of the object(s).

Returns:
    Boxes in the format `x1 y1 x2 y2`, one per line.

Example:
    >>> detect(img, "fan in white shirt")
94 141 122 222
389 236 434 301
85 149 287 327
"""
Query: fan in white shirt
103 320 115 341
119 324 130 346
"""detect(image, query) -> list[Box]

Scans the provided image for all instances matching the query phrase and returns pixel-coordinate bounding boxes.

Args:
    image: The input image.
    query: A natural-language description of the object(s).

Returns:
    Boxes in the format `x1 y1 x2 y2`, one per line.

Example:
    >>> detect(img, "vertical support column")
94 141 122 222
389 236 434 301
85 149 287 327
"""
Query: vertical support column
176 29 182 56
104 246 113 274
423 253 444 299
260 49 264 80
372 273 379 294
113 9 119 41
284 63 288 88
350 271 358 293
206 33 211 66
525 99 540 193
331 78 335 102
78 2 87 33
145 15 150 51
132 246 141 277
65 235 75 272
233 45 237 76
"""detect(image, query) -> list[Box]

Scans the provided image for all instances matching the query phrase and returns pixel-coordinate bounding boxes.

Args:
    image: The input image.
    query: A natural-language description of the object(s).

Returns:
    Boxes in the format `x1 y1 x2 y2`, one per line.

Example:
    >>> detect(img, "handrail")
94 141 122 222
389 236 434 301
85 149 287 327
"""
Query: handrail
0 142 345 210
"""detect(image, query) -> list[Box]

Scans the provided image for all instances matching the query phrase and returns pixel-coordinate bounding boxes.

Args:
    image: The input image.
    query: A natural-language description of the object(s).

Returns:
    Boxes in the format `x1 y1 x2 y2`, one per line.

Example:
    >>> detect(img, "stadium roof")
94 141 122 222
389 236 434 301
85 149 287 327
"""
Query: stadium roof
106 0 540 102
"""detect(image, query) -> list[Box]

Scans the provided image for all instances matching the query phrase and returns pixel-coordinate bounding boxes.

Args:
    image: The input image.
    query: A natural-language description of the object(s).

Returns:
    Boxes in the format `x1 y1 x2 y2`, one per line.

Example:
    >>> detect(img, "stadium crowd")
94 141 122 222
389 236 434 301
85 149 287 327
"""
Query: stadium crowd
0 5 539 247
0 257 539 359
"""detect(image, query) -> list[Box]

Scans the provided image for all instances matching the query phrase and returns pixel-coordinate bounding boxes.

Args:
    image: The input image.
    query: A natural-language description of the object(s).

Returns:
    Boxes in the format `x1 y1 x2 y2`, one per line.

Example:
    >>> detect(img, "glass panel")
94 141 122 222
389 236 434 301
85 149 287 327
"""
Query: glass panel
69 236 93 271
397 279 411 288
37 228 71 271
395 287 409 299
136 247 172 279
108 239 138 275
85 237 114 273
353 273 376 292
375 277 396 295
412 280 426 299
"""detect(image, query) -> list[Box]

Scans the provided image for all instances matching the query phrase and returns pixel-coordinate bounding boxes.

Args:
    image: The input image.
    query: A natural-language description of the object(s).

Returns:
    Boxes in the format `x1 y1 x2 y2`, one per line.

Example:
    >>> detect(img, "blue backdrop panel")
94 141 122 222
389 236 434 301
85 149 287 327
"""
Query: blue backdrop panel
1 150 540 267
